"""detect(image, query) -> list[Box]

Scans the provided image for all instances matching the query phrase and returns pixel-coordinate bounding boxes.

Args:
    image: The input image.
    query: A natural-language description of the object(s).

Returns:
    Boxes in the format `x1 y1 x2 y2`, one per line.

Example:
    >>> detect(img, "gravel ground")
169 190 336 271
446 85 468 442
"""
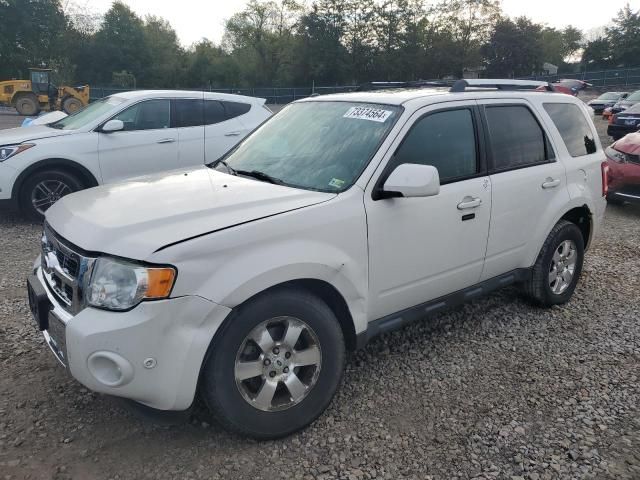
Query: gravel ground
1 107 639 480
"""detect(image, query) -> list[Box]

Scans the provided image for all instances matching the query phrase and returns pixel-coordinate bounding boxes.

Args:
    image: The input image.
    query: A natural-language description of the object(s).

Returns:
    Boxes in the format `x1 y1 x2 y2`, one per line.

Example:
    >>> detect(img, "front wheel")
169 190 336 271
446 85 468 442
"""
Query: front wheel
523 220 585 307
19 169 85 221
201 287 345 439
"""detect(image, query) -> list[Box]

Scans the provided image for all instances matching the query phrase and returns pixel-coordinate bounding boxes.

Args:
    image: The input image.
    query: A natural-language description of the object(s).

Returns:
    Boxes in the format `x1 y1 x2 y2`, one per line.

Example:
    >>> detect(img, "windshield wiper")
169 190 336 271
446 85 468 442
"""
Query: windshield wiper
235 169 285 185
216 159 237 175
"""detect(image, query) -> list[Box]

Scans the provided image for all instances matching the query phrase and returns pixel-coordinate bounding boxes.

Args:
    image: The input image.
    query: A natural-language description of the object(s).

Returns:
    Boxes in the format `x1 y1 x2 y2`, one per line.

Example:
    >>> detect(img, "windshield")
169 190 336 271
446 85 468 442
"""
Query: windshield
598 93 622 100
214 101 401 192
50 97 125 130
623 103 640 114
627 91 640 102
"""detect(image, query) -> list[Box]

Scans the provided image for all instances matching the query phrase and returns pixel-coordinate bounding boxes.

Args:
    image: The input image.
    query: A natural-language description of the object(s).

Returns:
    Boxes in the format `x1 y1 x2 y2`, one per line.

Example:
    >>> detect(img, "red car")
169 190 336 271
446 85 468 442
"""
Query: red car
605 132 640 205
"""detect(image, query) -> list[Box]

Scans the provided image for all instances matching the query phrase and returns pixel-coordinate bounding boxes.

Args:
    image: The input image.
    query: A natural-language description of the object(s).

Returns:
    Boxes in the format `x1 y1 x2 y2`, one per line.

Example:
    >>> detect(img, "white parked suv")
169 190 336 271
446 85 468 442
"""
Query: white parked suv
27 80 607 439
0 90 271 219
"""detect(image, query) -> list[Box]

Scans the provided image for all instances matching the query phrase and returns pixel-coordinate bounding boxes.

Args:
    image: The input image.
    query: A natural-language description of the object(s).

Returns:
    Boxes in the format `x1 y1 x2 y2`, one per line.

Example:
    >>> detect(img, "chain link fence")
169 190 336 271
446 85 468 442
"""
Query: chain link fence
519 67 640 88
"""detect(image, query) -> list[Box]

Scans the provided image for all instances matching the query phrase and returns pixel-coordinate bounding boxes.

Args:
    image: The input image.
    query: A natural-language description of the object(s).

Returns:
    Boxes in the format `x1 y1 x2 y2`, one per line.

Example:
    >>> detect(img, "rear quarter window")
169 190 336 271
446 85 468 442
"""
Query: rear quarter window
543 103 597 157
223 101 251 119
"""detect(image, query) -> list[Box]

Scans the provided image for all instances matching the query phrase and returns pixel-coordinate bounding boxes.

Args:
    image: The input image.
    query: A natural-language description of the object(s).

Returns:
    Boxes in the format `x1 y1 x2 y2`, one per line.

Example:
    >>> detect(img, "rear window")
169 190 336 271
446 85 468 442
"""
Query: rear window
484 105 552 170
543 103 597 157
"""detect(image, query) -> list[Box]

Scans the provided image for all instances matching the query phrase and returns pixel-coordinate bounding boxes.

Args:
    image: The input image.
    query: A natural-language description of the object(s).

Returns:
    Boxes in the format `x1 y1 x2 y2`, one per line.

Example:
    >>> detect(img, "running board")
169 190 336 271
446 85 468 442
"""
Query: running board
357 269 531 349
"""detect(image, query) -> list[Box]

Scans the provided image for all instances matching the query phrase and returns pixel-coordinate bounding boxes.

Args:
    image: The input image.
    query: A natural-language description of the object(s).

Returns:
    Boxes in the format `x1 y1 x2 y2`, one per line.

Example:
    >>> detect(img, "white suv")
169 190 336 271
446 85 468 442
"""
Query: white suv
0 90 271 219
27 80 607 439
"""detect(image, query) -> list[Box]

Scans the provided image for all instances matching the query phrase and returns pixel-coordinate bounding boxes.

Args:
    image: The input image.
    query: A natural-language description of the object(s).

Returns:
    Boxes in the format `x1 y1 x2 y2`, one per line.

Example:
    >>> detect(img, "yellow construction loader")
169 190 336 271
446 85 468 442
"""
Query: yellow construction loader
0 68 90 116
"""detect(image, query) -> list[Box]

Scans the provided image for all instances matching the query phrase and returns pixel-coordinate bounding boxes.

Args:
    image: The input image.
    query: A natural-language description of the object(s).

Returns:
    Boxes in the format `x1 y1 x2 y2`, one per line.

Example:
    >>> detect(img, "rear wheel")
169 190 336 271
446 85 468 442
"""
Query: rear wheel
523 220 584 307
62 97 83 114
201 287 345 439
15 94 40 116
19 169 85 221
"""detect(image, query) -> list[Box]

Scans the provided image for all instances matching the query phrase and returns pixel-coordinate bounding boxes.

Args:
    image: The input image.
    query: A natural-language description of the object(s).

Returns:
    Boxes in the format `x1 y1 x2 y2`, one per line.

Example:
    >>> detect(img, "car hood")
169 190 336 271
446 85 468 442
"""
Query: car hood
0 125 73 145
614 132 640 156
46 167 336 259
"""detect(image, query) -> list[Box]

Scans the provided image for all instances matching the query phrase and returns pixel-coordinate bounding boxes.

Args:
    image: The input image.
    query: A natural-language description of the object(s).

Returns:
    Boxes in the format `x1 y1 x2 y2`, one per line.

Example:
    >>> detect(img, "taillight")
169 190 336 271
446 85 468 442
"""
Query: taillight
601 162 610 197
609 114 616 125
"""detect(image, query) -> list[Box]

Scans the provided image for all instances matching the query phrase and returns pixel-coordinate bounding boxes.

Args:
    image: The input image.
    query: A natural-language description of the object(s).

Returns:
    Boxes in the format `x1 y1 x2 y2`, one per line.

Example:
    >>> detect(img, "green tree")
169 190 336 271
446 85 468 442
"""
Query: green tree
91 2 149 85
434 0 502 77
143 16 185 88
606 4 640 67
0 0 68 79
483 17 544 77
581 38 614 70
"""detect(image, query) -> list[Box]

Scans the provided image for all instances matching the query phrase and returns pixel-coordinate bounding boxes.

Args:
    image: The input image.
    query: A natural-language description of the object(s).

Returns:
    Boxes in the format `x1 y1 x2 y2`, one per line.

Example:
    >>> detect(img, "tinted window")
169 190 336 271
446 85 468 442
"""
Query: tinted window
485 106 549 170
391 109 477 182
224 101 251 119
543 103 597 157
175 99 204 127
205 100 226 125
113 100 171 131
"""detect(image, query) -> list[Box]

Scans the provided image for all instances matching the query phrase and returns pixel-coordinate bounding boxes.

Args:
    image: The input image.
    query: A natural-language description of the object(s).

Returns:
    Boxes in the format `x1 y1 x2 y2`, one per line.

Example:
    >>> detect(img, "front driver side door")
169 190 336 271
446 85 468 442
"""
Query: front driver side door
98 99 179 183
365 102 492 320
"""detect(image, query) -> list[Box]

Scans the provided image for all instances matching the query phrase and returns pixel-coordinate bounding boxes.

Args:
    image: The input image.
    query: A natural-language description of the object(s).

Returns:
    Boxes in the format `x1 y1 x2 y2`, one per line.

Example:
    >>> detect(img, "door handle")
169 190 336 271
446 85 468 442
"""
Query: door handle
542 178 561 189
157 138 175 144
457 197 482 210
225 131 242 137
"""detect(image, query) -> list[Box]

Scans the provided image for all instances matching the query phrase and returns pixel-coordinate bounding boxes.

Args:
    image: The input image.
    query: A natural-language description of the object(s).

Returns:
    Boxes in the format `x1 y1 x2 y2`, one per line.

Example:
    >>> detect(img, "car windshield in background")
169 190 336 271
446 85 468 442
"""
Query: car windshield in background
622 103 640 114
598 93 623 100
215 102 401 192
50 97 125 130
626 91 640 102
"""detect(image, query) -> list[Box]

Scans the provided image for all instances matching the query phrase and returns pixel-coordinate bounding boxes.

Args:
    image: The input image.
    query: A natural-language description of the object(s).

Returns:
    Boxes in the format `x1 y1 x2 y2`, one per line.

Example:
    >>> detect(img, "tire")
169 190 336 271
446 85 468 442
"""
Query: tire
15 94 40 116
201 287 345 439
523 220 584 307
19 169 85 221
62 97 83 114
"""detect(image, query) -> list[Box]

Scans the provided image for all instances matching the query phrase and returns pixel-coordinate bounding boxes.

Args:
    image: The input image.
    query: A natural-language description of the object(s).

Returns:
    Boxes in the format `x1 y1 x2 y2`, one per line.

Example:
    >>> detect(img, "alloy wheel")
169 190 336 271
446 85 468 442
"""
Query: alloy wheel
548 239 578 294
234 316 322 412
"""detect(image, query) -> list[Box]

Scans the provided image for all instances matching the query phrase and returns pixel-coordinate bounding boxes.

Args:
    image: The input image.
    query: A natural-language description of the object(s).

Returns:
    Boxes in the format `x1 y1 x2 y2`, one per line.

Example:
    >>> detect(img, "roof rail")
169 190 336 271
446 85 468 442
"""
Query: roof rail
450 79 554 93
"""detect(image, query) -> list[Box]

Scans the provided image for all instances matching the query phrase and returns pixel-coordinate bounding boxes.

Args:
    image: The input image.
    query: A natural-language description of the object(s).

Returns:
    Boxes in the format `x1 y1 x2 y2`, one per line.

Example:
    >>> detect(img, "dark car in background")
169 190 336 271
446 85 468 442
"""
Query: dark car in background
588 91 629 114
610 89 640 114
608 103 640 140
605 132 640 205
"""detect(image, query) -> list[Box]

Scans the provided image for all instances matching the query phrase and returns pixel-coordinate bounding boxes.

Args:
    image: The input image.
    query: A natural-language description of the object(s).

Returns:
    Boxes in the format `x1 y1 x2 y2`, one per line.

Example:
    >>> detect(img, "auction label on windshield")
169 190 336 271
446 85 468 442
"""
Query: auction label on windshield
343 106 393 123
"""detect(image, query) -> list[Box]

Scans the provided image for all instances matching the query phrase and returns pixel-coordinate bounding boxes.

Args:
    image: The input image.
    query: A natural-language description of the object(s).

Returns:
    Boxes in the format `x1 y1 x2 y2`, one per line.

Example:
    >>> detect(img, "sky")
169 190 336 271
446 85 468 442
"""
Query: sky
85 0 637 47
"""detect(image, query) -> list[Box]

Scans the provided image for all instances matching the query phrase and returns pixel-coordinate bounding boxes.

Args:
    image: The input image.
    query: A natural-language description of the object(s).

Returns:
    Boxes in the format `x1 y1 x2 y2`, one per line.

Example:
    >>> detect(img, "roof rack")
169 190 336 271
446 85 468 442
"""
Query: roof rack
357 80 450 91
450 79 554 93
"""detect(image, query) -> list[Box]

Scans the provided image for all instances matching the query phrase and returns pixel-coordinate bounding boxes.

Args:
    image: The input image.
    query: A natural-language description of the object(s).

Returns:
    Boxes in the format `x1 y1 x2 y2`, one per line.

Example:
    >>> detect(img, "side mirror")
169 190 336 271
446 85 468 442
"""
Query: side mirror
101 119 124 133
382 163 440 198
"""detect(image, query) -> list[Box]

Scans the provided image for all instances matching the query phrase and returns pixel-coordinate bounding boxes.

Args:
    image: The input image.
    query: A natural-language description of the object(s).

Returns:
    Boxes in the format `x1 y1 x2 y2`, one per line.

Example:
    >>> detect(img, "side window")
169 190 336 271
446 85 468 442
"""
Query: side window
204 100 226 125
174 99 204 128
223 101 251 120
543 103 597 157
392 108 478 183
112 100 171 131
484 105 550 170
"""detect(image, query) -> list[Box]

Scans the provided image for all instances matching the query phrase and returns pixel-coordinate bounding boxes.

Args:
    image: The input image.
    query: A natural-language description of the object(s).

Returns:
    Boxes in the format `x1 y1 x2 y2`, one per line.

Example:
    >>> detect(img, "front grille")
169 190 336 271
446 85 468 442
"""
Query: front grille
41 224 95 314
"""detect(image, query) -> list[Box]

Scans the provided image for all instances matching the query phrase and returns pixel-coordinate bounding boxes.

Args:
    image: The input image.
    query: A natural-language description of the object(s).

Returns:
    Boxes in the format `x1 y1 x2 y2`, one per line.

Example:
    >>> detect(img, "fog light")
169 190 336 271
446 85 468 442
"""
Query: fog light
87 351 134 387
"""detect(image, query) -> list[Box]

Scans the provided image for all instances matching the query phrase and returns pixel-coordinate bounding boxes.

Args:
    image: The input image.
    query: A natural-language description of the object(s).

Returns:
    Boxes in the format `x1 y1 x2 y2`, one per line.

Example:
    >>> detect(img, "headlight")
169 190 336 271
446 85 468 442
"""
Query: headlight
0 143 34 161
86 257 176 311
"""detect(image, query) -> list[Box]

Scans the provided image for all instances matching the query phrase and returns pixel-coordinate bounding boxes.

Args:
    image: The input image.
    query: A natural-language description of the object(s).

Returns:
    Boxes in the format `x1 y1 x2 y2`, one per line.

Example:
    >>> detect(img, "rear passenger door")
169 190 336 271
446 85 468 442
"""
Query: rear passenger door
478 100 570 280
203 100 250 163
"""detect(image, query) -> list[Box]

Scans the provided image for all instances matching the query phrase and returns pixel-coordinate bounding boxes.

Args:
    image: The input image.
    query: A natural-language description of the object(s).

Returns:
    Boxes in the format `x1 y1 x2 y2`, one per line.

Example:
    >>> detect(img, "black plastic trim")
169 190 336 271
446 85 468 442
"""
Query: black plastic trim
355 268 531 349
